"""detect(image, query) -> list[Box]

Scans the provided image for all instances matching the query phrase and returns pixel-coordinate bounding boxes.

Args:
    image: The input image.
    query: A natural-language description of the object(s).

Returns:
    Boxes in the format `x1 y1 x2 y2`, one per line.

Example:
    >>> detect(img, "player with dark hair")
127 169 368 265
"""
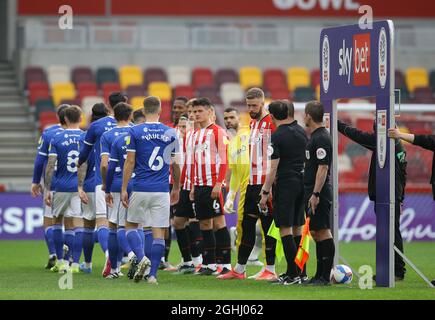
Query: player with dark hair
190 98 231 276
31 104 69 269
259 100 308 285
44 106 83 273
303 101 336 286
132 109 146 124
78 92 127 276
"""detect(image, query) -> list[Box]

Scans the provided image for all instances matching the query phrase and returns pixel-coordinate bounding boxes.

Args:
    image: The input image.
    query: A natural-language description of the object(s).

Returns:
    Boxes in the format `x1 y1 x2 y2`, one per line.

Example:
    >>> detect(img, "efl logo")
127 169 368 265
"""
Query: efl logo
353 33 370 86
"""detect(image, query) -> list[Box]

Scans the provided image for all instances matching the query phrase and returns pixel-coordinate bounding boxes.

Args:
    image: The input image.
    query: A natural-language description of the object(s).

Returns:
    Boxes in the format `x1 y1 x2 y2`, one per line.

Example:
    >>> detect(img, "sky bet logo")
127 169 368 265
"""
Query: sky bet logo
339 33 370 86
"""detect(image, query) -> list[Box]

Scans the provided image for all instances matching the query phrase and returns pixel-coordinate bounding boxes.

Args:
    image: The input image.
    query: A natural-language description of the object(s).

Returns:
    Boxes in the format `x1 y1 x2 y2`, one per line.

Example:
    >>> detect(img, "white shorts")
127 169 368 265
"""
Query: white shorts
107 193 127 227
52 192 82 218
43 191 54 218
95 185 107 216
127 192 169 228
82 192 95 221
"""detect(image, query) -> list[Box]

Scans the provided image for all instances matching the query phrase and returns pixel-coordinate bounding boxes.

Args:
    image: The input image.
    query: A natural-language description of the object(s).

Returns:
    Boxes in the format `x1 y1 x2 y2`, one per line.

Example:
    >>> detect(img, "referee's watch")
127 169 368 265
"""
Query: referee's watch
312 192 320 198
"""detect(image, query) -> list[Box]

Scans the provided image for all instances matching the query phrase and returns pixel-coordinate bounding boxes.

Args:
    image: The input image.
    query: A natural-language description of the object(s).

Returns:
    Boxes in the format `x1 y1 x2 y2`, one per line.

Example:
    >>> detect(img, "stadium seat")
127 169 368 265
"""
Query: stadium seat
412 87 435 104
96 67 118 87
82 96 104 116
59 98 81 106
215 68 239 88
268 88 290 100
192 67 214 89
405 67 429 92
126 84 147 99
102 82 121 102
130 96 146 111
287 67 310 92
119 65 143 90
144 68 167 87
77 82 98 100
221 83 244 106
395 70 406 89
356 118 374 132
174 85 195 99
35 99 55 121
47 65 71 86
28 82 50 105
148 82 172 101
395 86 411 103
197 86 220 104
160 100 172 125
293 86 314 102
310 69 321 91
168 66 191 87
263 68 287 92
72 67 94 84
51 82 76 106
25 66 47 88
239 66 262 90
39 111 58 132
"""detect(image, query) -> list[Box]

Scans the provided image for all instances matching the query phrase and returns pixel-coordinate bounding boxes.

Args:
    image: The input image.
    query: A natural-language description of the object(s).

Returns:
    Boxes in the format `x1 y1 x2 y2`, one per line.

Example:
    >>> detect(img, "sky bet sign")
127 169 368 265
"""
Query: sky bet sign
321 21 391 99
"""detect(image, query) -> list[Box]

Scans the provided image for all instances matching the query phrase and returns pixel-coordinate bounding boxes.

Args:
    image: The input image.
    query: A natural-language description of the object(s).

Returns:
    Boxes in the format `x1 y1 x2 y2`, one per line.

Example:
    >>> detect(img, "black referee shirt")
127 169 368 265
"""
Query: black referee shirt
270 120 308 180
304 126 332 188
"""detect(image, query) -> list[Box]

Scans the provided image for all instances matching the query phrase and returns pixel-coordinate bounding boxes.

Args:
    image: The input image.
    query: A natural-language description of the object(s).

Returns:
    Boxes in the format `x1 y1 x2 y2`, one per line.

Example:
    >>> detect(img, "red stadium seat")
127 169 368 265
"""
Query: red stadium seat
28 82 50 105
174 85 195 99
269 88 291 100
77 82 98 100
39 111 58 132
126 85 147 99
160 100 172 125
72 67 94 84
25 66 47 88
263 69 287 92
311 69 321 90
192 67 214 89
356 118 374 132
395 70 406 89
412 87 435 104
102 82 121 102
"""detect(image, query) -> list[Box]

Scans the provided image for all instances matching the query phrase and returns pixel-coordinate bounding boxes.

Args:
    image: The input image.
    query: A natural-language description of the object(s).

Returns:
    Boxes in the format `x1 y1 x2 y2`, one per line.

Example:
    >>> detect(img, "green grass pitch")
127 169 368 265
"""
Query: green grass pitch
0 240 434 300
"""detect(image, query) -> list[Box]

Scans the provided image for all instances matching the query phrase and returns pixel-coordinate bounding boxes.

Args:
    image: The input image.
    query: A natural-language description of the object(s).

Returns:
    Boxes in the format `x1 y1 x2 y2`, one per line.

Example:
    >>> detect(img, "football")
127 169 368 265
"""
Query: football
330 265 353 284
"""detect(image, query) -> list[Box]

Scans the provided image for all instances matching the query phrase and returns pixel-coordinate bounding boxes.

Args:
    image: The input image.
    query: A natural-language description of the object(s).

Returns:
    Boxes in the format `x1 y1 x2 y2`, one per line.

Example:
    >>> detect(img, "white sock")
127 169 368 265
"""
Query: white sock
105 250 109 258
192 255 202 267
110 268 117 274
223 264 232 270
127 251 135 260
85 262 92 269
234 263 246 274
266 265 276 273
208 263 217 271
49 254 56 259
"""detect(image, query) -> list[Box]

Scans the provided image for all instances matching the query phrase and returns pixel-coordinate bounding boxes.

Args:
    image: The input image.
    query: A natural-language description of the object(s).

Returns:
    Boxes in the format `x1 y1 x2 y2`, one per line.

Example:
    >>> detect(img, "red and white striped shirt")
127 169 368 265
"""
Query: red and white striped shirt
181 128 195 190
249 114 276 185
193 123 228 187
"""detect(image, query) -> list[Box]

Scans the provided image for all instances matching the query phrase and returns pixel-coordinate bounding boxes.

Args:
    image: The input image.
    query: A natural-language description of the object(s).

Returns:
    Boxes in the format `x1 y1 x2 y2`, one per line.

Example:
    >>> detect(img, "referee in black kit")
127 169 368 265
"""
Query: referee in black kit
259 100 308 285
303 101 335 286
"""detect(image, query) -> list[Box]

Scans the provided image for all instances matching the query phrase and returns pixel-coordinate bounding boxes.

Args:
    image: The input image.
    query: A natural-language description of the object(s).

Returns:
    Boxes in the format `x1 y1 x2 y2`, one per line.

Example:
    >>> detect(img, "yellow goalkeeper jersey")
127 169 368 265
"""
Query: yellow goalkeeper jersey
227 127 250 194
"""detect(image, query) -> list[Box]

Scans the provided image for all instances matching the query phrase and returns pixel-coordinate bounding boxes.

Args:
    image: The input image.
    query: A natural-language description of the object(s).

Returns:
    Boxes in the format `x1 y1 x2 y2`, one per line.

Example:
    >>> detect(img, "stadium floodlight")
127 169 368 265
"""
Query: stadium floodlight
320 20 395 288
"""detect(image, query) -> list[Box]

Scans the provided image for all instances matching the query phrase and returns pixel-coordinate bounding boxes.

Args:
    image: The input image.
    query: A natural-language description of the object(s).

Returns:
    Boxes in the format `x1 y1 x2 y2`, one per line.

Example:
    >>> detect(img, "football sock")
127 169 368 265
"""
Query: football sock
320 238 335 281
44 226 56 256
237 215 257 265
72 227 83 264
188 221 203 258
150 238 165 277
52 224 64 260
82 228 95 264
201 229 216 266
175 228 192 263
281 235 298 278
108 229 119 271
63 229 75 261
117 227 132 255
215 227 231 265
144 229 153 259
97 226 109 254
260 214 276 266
126 229 145 262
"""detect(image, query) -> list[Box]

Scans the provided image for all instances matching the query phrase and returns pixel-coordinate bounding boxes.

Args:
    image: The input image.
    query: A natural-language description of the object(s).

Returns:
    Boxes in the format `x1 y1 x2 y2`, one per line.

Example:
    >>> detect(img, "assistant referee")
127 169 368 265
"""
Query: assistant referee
259 100 308 285
303 101 335 286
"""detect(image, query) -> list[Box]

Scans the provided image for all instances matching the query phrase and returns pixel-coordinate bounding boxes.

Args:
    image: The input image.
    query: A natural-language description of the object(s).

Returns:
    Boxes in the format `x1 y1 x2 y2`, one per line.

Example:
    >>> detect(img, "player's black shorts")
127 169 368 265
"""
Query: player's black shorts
194 186 223 220
174 189 195 219
304 183 332 231
243 184 272 216
273 176 305 228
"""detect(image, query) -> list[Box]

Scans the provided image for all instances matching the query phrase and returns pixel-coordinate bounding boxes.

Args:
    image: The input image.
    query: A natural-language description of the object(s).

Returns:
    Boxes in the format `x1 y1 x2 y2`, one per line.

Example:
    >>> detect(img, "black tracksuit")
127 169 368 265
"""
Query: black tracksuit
413 134 435 200
337 120 407 278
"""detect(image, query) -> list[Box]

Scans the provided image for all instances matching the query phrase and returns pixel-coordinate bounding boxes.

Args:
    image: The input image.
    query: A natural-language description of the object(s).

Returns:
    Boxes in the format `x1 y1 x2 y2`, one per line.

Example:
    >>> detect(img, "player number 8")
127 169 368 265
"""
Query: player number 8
67 150 79 173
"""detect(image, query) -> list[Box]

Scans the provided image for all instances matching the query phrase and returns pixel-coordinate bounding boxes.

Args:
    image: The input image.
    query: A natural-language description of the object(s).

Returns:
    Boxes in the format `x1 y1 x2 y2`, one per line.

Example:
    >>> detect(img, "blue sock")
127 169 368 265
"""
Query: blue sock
94 230 98 243
117 227 132 255
144 229 153 259
108 229 118 270
117 246 124 270
138 228 145 249
72 228 83 264
126 229 144 261
64 230 75 261
52 225 64 260
44 226 56 256
82 228 95 263
150 238 165 278
97 226 109 254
